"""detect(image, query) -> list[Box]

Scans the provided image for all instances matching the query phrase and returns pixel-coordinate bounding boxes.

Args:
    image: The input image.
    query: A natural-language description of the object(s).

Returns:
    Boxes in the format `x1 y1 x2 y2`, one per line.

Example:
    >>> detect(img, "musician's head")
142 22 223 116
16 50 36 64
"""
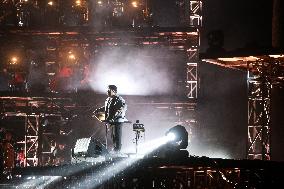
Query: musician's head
107 85 117 97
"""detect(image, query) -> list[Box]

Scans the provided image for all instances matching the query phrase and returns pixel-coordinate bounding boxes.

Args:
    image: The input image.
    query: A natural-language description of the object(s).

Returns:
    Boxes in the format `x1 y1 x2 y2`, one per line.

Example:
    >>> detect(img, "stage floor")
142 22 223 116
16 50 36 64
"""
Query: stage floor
1 155 284 189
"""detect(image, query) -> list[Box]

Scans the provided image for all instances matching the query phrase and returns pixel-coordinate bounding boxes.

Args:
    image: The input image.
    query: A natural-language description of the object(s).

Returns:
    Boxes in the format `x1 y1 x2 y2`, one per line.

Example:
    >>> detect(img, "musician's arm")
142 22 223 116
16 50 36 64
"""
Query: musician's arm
114 98 127 118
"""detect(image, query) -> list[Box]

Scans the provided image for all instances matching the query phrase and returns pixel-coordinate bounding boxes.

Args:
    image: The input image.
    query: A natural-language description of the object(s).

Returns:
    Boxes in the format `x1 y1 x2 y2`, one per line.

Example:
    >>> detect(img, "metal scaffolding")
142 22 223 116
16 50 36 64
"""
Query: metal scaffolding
0 27 200 166
0 0 203 166
179 0 202 99
178 0 202 27
186 50 198 99
0 96 76 166
24 114 41 167
201 54 284 160
247 59 283 160
189 0 203 27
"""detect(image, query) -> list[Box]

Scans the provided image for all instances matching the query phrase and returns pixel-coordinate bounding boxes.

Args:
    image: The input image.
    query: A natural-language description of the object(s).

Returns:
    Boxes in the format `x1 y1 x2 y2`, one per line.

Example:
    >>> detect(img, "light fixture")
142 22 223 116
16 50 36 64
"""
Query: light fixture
47 1 53 6
165 125 188 150
10 56 18 65
166 132 176 141
75 0 81 6
146 125 189 159
131 1 138 8
68 54 76 60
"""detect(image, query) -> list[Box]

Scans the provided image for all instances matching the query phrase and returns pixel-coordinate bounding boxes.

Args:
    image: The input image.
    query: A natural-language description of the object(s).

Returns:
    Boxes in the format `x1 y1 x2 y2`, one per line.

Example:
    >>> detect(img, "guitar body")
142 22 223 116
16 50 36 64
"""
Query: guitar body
94 112 106 122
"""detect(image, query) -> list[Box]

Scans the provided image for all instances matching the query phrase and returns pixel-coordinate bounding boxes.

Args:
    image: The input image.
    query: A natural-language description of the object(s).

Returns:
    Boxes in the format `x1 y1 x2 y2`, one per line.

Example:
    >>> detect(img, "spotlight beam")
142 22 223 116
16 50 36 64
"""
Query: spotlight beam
16 135 175 188
15 158 107 188
69 136 173 188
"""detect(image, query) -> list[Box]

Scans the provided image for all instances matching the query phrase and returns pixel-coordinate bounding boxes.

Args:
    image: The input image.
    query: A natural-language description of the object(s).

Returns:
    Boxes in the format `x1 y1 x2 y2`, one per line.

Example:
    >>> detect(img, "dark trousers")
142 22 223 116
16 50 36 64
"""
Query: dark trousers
111 122 123 151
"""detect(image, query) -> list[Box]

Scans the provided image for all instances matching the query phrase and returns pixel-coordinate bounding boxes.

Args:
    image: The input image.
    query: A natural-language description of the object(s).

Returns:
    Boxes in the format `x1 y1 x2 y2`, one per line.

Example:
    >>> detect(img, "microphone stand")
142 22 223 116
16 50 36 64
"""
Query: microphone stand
101 120 109 150
105 122 108 150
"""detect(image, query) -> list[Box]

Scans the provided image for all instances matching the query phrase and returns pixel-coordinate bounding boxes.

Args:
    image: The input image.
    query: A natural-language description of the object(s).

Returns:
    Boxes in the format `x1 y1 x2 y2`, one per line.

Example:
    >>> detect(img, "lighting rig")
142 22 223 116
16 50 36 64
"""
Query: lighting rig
0 0 202 169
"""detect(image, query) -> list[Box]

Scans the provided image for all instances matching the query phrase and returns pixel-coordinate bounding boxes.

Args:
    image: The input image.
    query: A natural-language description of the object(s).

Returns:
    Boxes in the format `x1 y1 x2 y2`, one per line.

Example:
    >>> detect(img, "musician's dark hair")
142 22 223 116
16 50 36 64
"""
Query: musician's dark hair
108 85 117 93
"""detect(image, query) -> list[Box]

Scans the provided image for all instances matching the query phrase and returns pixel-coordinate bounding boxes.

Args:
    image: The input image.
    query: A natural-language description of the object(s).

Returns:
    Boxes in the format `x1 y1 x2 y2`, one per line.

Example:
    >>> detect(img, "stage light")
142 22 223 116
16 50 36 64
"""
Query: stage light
10 57 18 65
97 0 102 5
75 0 81 6
47 1 53 6
166 132 176 141
68 54 76 60
165 125 188 150
12 57 17 62
131 1 138 8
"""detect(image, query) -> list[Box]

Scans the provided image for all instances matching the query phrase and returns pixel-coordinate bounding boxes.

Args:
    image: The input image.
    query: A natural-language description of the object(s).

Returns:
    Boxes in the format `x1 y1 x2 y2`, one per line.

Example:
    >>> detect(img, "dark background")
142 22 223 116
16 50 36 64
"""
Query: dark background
199 0 284 161
200 0 273 51
154 0 283 160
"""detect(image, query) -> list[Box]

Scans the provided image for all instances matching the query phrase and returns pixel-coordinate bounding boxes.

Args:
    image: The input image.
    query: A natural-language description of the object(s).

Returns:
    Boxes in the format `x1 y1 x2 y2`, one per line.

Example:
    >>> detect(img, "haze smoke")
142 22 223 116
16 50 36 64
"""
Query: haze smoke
89 47 180 95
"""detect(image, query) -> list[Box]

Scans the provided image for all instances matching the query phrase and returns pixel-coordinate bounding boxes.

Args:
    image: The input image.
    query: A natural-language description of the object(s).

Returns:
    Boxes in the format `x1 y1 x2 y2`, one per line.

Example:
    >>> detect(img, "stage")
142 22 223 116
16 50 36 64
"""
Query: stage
1 154 284 189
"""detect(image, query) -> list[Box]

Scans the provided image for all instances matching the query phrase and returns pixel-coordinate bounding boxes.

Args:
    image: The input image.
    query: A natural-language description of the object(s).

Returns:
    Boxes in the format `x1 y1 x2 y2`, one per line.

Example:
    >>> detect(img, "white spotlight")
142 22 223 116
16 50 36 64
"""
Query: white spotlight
166 132 176 141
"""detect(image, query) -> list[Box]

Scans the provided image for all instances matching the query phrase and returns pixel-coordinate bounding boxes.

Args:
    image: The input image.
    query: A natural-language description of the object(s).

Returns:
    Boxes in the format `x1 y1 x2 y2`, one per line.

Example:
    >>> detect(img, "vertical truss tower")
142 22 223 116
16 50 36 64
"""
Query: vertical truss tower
179 0 202 99
24 113 44 167
201 54 284 160
247 58 283 160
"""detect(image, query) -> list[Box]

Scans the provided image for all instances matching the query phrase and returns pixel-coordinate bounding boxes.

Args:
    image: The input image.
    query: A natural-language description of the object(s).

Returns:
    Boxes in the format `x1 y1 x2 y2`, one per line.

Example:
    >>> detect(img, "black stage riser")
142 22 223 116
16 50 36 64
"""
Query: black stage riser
3 156 284 189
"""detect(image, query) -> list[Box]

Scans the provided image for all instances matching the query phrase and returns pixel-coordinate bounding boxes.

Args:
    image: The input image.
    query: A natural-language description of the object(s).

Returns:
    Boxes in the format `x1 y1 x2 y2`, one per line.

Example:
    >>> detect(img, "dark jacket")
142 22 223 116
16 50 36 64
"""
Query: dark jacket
96 95 127 123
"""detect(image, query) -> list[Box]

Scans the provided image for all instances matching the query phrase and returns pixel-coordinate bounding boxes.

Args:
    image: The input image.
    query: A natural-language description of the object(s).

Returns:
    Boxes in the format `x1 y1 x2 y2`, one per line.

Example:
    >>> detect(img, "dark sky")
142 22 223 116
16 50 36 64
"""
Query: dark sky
153 0 273 51
201 0 273 52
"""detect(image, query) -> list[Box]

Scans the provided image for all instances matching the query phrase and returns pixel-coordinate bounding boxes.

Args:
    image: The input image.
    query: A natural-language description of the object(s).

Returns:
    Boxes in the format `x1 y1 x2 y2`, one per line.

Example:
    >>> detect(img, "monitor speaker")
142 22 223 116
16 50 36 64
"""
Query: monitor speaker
73 137 108 157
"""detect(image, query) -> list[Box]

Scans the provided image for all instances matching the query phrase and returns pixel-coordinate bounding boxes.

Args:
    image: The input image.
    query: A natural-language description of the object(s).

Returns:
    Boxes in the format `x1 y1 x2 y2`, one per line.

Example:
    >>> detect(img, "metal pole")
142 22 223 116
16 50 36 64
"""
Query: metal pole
105 123 108 150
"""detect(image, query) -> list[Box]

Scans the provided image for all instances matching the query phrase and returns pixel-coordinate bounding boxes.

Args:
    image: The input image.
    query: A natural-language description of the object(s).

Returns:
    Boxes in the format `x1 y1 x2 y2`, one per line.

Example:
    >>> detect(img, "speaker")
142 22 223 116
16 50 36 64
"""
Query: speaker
73 137 108 157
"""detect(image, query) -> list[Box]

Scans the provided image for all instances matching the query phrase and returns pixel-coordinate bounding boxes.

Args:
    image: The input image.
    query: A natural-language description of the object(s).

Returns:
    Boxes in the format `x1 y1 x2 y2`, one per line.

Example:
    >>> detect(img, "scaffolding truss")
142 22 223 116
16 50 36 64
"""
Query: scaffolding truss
201 53 284 160
186 50 198 99
247 60 283 160
0 96 75 166
24 114 41 167
0 0 203 165
189 0 203 27
176 0 202 99
178 0 202 27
